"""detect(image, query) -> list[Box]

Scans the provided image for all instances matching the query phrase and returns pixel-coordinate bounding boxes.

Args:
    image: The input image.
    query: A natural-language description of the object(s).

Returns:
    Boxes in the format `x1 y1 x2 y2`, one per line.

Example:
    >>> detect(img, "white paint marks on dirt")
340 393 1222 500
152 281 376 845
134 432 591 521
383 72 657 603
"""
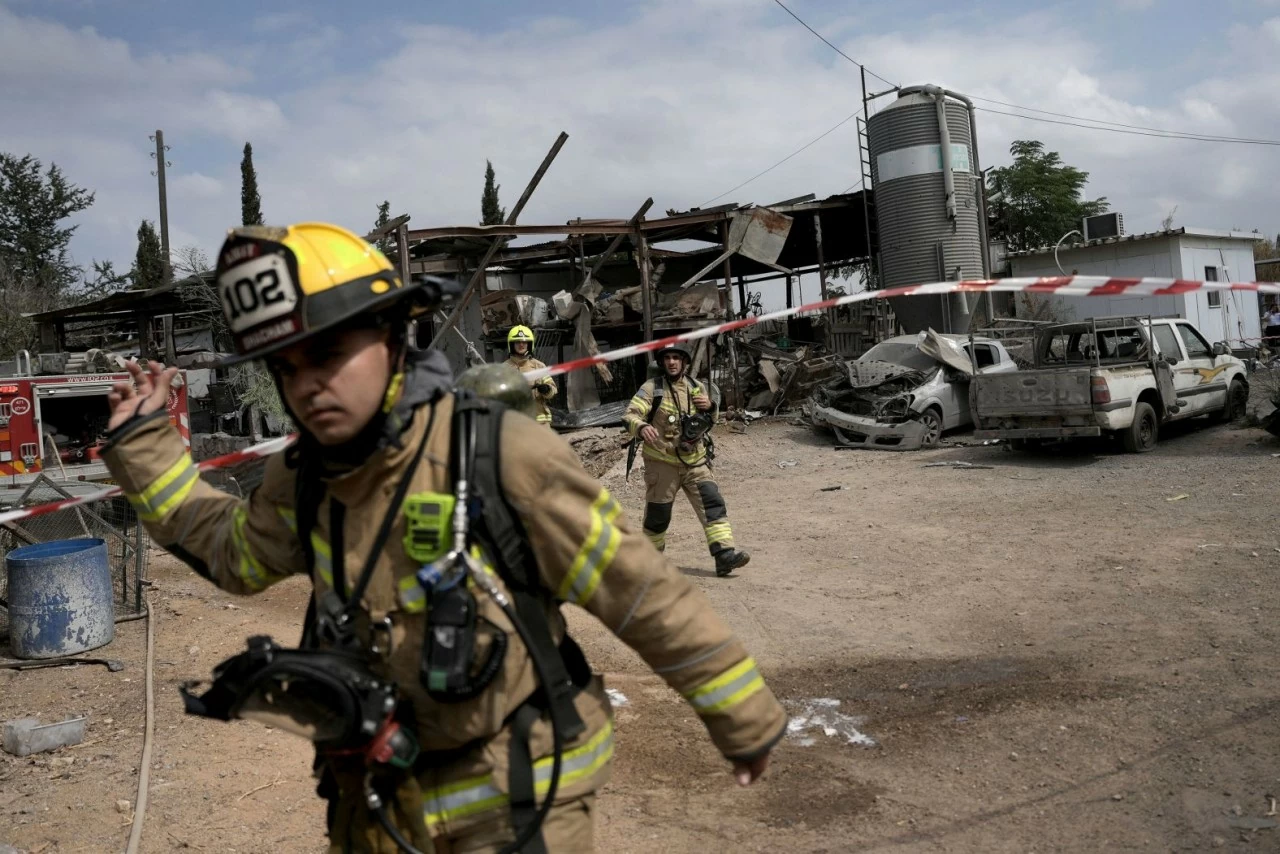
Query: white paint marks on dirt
606 688 629 707
785 698 876 748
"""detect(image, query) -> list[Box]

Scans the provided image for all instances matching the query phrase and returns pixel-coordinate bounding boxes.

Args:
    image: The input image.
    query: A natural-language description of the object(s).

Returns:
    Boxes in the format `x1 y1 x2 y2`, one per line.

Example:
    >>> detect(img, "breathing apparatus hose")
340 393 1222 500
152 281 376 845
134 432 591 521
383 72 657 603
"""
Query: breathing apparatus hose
372 800 425 854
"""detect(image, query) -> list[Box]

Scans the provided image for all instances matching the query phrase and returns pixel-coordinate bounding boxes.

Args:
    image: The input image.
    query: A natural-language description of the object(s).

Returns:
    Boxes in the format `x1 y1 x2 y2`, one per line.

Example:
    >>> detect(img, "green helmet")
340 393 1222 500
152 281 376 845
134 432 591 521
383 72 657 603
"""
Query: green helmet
454 362 538 418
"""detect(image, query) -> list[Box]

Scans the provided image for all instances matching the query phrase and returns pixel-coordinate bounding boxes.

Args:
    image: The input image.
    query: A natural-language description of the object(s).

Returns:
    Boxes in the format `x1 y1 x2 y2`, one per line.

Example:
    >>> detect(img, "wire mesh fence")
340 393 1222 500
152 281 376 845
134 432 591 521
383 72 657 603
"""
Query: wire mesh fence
0 476 148 642
0 444 275 643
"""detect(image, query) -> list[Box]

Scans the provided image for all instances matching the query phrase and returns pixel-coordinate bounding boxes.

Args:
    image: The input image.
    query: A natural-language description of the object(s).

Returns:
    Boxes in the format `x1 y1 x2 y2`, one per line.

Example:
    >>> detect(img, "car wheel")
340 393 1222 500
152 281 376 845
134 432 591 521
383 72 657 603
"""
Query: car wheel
919 407 944 447
1214 379 1247 424
1122 401 1159 453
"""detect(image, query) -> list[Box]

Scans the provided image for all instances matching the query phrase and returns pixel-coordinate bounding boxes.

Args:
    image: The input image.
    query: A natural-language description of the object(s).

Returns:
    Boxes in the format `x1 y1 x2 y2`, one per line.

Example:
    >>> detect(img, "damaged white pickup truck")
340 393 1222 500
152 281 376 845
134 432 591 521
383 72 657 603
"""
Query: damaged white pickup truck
806 331 1017 450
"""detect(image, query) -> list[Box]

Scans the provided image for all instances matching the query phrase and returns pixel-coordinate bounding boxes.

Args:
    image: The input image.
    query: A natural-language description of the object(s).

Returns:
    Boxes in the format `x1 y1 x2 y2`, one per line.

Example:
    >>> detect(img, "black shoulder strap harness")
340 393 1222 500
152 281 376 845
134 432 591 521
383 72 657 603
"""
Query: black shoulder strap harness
294 398 588 853
624 381 666 481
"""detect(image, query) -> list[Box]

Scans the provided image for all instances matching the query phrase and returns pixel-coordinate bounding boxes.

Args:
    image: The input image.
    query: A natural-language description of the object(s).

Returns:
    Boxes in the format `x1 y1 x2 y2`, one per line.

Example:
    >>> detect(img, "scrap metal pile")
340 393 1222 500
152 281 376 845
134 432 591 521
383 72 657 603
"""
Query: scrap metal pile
732 335 843 413
803 358 937 450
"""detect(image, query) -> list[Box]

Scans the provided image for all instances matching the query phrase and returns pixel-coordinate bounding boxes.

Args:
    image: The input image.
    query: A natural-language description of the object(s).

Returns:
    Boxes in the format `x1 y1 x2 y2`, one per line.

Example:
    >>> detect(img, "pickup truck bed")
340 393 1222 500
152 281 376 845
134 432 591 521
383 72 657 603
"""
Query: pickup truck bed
969 317 1247 452
973 368 1094 417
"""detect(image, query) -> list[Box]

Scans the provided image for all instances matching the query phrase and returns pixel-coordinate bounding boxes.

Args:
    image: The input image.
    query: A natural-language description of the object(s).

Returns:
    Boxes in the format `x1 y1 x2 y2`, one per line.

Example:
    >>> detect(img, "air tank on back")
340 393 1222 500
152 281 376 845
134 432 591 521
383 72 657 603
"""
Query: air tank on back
867 85 987 334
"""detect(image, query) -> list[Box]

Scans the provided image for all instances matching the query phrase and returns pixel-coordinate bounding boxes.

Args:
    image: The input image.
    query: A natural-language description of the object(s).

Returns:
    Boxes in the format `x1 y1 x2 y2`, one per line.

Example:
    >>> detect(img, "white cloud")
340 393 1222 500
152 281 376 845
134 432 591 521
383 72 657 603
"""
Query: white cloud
253 11 312 33
1 1 1277 282
170 172 225 200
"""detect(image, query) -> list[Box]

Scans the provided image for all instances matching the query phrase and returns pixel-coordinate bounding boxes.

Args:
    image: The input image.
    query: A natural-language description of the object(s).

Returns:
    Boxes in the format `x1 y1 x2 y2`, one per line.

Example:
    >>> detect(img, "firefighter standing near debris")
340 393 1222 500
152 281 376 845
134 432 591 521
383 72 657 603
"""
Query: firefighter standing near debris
625 344 751 577
504 325 556 427
100 223 785 853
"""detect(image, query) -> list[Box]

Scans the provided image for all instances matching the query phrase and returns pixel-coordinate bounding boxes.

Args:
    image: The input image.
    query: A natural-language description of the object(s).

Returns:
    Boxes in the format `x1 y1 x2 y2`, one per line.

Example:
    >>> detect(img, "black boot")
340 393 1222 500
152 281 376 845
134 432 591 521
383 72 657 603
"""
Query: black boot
714 549 750 577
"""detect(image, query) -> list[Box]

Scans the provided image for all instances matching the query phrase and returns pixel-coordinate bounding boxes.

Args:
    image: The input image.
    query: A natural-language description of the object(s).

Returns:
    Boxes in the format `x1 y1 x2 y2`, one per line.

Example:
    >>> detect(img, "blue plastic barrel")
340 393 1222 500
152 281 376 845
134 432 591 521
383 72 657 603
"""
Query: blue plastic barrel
6 538 115 659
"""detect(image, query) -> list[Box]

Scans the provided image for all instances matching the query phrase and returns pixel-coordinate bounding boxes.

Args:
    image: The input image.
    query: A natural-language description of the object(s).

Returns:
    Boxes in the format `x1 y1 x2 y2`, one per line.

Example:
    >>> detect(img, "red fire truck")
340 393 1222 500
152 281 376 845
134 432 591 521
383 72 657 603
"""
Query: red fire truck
0 372 190 482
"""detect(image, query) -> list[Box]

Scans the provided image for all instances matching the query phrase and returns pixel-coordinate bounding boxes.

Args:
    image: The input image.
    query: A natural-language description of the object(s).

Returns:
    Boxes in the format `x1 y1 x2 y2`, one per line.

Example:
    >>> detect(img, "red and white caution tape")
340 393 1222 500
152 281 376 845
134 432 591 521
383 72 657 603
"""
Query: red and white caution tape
0 434 296 527
525 275 1280 381
3 275 1278 526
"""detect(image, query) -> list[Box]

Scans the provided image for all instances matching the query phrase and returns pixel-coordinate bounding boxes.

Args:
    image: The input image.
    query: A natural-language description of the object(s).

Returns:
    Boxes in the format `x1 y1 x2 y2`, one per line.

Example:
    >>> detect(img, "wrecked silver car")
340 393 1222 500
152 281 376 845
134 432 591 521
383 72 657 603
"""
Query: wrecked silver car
806 331 1017 450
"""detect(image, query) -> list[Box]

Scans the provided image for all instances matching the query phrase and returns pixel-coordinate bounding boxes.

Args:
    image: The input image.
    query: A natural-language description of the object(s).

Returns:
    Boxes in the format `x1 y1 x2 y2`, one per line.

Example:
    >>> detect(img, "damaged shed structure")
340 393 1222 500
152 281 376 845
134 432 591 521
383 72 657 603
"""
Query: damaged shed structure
399 192 892 420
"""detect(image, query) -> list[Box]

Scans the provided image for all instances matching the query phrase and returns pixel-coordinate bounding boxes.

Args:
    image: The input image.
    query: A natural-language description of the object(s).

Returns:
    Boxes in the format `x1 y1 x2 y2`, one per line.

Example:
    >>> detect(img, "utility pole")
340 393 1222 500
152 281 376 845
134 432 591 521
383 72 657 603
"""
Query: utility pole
150 130 172 284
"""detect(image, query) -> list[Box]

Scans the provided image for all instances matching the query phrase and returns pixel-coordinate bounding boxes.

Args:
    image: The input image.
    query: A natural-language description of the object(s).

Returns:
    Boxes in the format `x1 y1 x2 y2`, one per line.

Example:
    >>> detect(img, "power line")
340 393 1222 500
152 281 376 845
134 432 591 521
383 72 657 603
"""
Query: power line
699 109 861 207
976 106 1280 146
841 176 864 194
771 0 896 89
970 95 1280 144
772 0 1280 147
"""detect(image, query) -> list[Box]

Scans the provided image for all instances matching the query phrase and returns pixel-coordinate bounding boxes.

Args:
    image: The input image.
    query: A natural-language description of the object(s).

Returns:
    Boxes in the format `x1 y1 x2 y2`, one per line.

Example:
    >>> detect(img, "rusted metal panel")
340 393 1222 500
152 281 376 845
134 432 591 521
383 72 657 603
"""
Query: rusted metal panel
727 208 793 266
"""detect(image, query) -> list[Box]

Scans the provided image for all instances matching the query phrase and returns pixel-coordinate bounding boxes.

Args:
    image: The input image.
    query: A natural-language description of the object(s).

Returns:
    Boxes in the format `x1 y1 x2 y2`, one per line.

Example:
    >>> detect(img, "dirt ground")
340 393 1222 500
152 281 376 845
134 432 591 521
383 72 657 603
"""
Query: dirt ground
4 415 1280 853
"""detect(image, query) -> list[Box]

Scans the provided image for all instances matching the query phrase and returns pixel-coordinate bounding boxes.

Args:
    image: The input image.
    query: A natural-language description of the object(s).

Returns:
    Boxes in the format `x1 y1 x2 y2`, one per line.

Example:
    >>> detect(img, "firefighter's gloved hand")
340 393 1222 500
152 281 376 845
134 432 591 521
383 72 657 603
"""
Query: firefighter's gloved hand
639 425 660 447
693 393 712 412
733 751 771 786
534 379 554 398
107 359 178 431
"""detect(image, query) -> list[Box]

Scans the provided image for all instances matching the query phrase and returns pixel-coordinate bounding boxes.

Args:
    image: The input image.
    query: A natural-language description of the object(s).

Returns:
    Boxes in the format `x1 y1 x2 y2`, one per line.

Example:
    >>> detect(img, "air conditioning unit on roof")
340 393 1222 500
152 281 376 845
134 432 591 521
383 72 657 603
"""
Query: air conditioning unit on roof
1082 212 1124 241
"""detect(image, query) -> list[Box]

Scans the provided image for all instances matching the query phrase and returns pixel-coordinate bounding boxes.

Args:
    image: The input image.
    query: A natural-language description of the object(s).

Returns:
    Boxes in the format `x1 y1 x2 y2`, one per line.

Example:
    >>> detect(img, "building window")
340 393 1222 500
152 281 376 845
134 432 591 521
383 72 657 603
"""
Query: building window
1204 266 1221 307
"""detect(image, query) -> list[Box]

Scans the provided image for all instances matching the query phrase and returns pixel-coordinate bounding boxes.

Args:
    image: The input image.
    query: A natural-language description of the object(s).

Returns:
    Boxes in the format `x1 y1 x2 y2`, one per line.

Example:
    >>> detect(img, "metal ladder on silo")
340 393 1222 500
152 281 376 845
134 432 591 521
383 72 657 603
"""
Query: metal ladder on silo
856 117 880 290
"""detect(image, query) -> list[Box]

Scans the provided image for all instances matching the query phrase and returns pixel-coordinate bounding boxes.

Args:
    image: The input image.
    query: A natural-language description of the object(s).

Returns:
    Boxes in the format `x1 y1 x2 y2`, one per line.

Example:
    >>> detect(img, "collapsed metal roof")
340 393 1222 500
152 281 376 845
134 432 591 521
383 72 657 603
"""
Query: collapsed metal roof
404 192 872 284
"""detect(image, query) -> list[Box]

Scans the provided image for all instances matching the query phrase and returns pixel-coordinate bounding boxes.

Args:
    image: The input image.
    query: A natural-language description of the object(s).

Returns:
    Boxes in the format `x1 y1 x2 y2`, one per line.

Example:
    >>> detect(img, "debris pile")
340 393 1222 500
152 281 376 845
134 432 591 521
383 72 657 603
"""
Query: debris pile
566 428 629 479
731 339 843 413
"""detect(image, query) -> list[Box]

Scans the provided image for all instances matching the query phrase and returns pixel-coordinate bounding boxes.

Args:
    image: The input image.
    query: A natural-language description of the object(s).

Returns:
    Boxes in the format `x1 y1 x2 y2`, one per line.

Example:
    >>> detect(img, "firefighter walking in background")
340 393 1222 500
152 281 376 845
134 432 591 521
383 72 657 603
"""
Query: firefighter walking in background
102 224 785 853
625 344 750 577
504 325 556 426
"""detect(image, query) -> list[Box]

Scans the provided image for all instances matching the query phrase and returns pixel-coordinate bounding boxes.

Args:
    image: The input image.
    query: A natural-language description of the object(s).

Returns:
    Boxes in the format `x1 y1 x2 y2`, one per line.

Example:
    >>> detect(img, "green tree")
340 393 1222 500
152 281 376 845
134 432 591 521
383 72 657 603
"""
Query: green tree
240 142 264 226
78 259 130 303
986 140 1108 252
0 153 95 296
481 160 505 225
132 220 165 290
373 200 393 255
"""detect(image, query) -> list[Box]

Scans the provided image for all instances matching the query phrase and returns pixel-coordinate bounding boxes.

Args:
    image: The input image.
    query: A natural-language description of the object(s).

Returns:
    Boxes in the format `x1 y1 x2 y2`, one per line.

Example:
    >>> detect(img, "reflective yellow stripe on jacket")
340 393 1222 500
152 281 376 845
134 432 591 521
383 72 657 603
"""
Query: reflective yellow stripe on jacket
228 505 286 591
275 506 337 591
125 455 199 522
685 657 765 715
627 380 708 466
422 720 615 828
558 489 622 606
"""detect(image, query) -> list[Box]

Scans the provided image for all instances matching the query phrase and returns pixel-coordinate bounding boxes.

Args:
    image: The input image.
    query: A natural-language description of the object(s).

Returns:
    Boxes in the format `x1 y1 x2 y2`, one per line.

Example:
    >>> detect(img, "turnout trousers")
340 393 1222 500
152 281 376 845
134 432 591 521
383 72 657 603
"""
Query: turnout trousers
641 458 736 556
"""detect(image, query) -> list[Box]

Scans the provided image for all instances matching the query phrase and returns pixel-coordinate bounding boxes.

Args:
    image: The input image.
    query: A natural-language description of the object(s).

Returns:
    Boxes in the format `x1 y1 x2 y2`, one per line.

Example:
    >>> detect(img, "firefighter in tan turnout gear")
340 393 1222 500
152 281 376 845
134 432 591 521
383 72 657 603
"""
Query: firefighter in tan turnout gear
101 222 785 853
626 344 750 577
504 325 556 426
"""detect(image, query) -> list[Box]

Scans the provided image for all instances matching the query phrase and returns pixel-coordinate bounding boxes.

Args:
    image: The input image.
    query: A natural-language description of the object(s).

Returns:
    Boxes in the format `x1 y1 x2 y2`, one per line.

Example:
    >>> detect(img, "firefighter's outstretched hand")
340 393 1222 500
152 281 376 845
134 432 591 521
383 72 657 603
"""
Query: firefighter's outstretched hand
108 360 177 430
733 752 770 786
639 425 660 447
693 393 712 411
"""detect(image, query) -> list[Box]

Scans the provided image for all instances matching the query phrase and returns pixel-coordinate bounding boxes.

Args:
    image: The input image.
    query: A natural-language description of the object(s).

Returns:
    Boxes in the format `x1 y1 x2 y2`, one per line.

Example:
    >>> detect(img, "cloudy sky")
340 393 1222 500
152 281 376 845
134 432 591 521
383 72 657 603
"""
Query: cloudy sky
2 0 1278 285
